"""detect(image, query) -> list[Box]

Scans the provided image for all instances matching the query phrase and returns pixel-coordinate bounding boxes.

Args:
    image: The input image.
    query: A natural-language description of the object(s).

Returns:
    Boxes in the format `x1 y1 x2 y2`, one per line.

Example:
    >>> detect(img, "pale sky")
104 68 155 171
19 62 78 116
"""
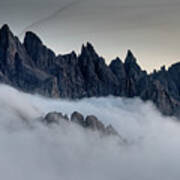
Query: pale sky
0 0 180 72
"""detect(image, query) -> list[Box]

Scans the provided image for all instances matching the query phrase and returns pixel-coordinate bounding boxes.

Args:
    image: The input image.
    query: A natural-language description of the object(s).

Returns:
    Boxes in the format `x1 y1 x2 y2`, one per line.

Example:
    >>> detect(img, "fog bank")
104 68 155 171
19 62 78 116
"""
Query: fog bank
0 84 180 180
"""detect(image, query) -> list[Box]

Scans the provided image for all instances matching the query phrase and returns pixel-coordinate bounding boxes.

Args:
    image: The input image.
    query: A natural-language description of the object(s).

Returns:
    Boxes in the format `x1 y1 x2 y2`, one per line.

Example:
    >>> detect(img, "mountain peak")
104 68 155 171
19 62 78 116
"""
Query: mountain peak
1 24 10 32
0 24 33 67
86 42 95 51
81 42 98 57
124 49 144 78
0 24 180 117
24 31 42 45
0 24 14 41
127 49 134 56
62 51 77 60
160 65 166 72
125 50 136 64
110 57 123 66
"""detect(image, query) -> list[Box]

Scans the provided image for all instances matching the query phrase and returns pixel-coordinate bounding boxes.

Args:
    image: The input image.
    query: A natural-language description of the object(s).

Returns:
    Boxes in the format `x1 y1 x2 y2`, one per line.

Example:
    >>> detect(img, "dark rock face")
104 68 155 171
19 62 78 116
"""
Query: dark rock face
168 63 180 98
71 111 84 126
43 111 119 137
141 80 180 116
0 24 180 117
24 31 56 71
0 25 60 97
44 112 68 124
109 57 127 96
85 115 106 131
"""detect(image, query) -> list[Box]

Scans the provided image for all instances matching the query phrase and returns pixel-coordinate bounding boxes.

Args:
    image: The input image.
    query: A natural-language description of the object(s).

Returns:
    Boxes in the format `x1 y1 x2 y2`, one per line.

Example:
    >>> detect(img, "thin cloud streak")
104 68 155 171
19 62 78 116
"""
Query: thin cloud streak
19 0 84 37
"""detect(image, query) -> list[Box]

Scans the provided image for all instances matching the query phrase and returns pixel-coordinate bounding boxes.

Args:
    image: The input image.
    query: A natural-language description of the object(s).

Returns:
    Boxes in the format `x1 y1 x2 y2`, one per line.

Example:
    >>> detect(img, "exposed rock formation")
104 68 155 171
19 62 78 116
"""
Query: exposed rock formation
0 25 59 97
43 111 119 136
0 24 180 117
71 111 84 125
43 112 68 124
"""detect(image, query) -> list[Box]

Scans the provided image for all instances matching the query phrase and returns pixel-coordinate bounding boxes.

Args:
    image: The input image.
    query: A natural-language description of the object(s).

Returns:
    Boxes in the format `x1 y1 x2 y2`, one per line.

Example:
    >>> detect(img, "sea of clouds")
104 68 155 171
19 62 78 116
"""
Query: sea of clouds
0 84 180 180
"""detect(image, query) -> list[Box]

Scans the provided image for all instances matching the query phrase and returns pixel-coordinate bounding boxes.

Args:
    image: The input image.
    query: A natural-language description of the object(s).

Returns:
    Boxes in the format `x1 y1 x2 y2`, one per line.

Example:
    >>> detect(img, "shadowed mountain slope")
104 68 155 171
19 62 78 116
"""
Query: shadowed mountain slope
0 24 180 117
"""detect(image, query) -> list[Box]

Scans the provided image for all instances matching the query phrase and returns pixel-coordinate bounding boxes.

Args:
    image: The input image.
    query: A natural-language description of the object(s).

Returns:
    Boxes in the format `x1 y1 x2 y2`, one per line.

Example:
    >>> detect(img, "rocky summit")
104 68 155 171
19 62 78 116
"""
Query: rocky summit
0 24 180 117
42 111 119 137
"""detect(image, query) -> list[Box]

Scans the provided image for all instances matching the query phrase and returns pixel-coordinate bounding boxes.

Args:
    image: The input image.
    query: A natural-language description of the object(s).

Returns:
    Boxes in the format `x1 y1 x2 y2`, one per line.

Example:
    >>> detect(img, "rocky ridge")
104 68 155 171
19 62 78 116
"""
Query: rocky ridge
0 24 180 117
42 111 119 137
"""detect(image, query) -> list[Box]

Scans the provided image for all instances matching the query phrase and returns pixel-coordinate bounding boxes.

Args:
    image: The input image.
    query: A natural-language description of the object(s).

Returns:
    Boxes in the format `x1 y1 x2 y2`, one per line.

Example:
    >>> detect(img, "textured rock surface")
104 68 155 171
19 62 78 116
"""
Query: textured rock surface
71 111 84 126
43 111 119 136
0 24 180 117
43 112 68 124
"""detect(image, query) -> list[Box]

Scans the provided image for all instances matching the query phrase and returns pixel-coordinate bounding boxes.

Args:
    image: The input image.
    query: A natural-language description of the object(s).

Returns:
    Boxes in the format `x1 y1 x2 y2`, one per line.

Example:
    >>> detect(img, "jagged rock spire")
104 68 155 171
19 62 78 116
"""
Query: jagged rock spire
0 24 21 66
24 31 43 47
0 24 180 117
0 24 13 47
125 50 137 64
0 24 10 33
80 42 98 58
109 57 126 80
24 31 56 70
124 49 143 75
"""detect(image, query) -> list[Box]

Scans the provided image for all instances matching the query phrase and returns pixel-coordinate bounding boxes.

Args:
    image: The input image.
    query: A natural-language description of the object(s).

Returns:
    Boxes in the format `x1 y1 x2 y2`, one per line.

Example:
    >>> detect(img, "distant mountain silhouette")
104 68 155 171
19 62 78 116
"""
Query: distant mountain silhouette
0 24 180 117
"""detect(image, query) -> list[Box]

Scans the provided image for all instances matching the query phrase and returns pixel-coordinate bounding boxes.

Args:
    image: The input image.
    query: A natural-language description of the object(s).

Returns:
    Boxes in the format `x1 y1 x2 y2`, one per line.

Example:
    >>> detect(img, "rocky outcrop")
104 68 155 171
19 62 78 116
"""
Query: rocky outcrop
0 24 180 117
0 25 60 97
24 31 56 71
43 112 68 124
78 43 119 97
71 111 84 125
42 111 119 136
141 80 180 116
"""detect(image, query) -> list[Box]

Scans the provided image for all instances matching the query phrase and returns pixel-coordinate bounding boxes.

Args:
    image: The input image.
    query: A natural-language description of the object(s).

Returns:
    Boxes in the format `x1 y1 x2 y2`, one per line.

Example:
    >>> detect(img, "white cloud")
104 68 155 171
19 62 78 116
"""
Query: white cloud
0 84 180 180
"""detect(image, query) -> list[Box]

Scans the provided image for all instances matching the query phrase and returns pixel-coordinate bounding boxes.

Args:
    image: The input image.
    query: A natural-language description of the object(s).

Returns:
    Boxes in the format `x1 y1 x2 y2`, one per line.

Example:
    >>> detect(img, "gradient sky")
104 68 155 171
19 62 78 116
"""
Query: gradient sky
0 0 180 72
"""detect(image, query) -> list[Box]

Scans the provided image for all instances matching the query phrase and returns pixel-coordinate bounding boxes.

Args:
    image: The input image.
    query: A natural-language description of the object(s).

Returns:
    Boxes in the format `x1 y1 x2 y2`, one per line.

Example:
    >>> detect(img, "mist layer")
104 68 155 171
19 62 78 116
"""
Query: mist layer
0 84 180 180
